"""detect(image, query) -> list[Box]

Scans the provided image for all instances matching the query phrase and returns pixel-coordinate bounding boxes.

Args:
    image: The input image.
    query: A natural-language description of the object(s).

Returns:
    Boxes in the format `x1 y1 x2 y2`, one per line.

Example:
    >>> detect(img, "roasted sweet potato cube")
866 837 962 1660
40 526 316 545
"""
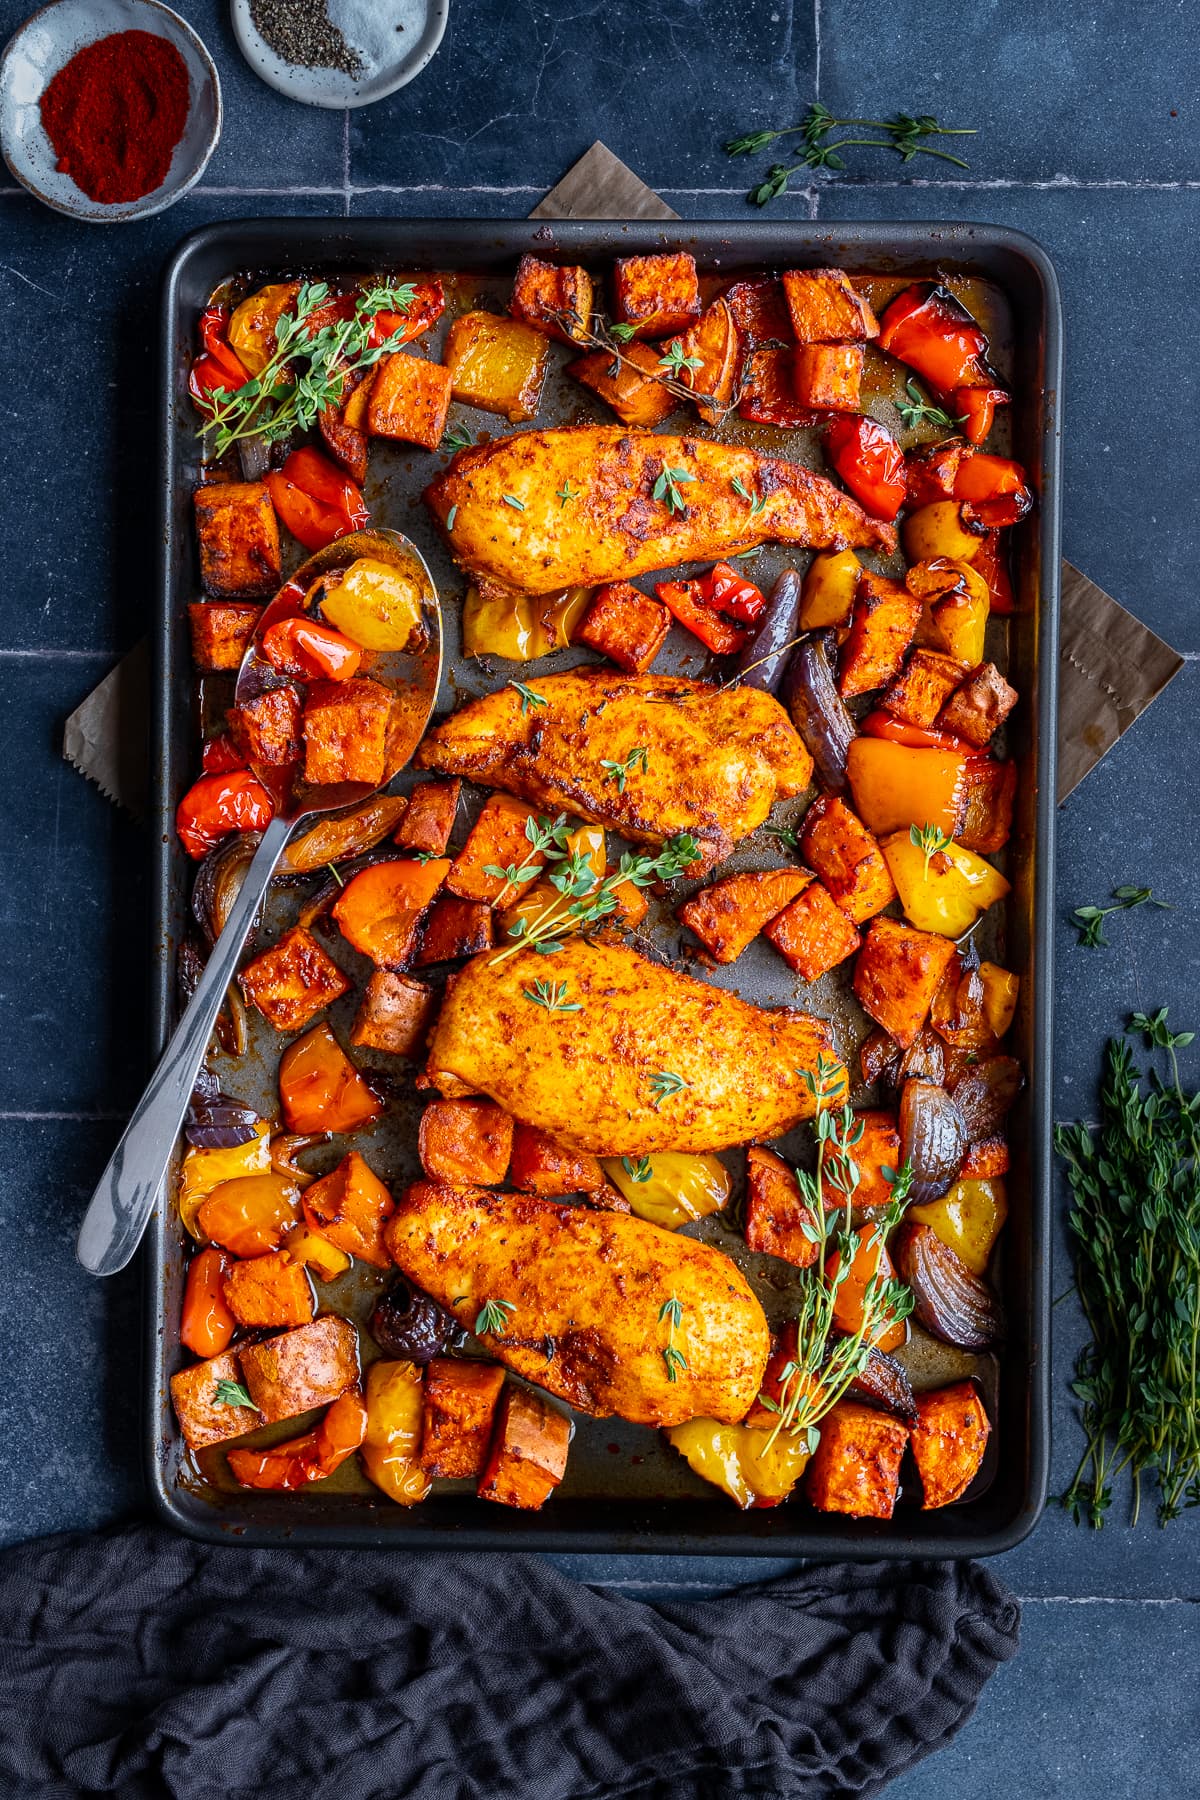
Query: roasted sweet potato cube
882 649 968 729
510 254 595 344
444 311 550 423
764 879 861 982
238 925 350 1034
188 601 262 671
839 572 924 700
413 894 493 966
800 796 896 925
229 684 303 768
222 1251 314 1329
478 1385 571 1510
910 1381 991 1509
609 877 650 928
193 481 281 598
420 1357 506 1478
418 1097 514 1187
367 351 453 449
302 677 393 787
350 970 437 1058
394 778 460 854
939 662 1019 747
852 1110 903 1208
568 342 676 428
509 1123 605 1196
723 276 793 345
574 581 671 674
782 268 879 345
333 858 450 969
677 867 809 965
744 1145 818 1268
738 347 816 429
960 1135 1010 1179
853 916 959 1048
611 251 701 339
447 794 544 903
238 1315 360 1424
170 1350 264 1451
673 297 739 424
794 343 863 412
302 1149 394 1267
342 366 377 433
955 758 1017 854
806 1401 909 1519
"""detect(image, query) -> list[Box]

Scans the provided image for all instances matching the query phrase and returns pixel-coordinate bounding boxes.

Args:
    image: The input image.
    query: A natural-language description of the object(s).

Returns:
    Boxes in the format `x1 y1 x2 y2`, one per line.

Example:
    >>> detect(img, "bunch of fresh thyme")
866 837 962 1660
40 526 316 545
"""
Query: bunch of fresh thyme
1056 1009 1200 1527
197 280 421 457
757 1054 915 1457
725 102 976 206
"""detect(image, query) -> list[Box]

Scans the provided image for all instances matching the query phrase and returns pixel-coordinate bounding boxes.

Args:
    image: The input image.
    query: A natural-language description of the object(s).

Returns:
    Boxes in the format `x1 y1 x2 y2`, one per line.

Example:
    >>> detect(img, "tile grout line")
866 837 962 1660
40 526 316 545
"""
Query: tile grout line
812 0 821 97
342 111 351 217
5 178 1200 200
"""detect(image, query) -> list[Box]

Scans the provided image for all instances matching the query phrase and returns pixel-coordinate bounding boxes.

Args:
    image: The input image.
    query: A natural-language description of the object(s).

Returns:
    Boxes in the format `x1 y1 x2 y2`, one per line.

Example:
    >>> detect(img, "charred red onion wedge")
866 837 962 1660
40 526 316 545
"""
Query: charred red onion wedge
861 1026 903 1089
845 1341 918 1419
898 1029 947 1087
952 1055 1025 1141
192 833 260 946
281 793 409 876
896 1221 1005 1349
781 629 856 794
185 1068 261 1149
900 1078 968 1202
270 1132 330 1189
732 569 803 694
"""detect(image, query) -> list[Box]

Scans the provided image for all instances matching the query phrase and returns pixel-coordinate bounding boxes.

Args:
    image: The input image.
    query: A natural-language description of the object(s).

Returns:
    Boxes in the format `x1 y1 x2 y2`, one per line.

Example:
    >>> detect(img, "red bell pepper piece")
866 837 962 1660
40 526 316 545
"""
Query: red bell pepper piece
878 284 988 394
266 446 369 552
261 617 362 682
189 304 251 412
366 279 446 350
824 415 907 521
862 711 986 754
700 562 767 624
180 1247 237 1358
655 580 749 655
176 770 275 860
201 735 248 775
953 384 1009 446
970 530 1016 616
227 1387 369 1490
954 452 1032 526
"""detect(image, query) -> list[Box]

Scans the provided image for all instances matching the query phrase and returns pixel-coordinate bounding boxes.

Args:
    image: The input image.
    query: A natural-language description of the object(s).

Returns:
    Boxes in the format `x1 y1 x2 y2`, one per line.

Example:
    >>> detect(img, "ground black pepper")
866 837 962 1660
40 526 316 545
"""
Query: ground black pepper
250 0 364 77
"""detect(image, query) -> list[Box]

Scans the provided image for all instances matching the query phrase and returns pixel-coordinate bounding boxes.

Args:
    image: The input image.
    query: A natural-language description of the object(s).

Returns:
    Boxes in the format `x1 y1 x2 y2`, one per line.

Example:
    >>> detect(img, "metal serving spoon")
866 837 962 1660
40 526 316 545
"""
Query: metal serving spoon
77 529 443 1277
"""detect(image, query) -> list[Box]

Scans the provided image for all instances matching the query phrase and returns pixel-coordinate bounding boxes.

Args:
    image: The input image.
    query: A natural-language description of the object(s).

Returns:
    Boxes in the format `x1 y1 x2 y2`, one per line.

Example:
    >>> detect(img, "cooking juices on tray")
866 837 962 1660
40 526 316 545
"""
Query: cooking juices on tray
171 252 1029 1521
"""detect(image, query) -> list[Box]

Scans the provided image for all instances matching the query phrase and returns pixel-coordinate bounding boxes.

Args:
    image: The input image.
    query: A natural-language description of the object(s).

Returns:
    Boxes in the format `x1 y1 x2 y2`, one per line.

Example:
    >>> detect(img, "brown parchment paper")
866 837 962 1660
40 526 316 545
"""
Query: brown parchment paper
62 143 1183 814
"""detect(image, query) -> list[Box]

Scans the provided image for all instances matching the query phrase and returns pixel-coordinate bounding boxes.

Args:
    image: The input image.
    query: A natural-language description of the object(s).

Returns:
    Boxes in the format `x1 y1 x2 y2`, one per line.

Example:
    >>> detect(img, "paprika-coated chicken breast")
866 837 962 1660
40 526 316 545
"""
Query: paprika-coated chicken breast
424 936 845 1154
415 668 813 868
385 1183 771 1426
424 425 896 594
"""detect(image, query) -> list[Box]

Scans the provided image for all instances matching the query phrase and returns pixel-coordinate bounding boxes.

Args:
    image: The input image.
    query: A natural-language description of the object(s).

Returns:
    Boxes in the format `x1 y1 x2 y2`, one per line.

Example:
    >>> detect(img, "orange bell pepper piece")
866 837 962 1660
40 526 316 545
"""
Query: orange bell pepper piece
826 1226 907 1353
196 1173 302 1257
227 1387 368 1490
332 858 450 968
846 737 968 838
180 1246 237 1357
302 1150 395 1267
278 1022 383 1135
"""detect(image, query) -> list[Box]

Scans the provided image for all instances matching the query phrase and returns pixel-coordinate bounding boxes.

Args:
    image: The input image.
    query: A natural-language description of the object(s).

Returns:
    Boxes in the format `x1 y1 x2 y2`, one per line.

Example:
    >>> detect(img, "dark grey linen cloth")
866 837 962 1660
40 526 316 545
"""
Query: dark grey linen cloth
0 1521 1018 1798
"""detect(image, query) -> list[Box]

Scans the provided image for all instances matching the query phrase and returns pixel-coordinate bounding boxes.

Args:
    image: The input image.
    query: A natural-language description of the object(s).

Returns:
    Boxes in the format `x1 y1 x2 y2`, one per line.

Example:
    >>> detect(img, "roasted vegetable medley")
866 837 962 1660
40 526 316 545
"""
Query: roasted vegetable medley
171 251 1030 1523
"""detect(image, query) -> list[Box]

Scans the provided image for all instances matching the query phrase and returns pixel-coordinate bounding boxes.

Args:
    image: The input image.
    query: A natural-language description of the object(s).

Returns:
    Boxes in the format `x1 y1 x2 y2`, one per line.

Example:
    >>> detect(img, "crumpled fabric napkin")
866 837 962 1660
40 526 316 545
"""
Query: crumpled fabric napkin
0 1521 1018 1800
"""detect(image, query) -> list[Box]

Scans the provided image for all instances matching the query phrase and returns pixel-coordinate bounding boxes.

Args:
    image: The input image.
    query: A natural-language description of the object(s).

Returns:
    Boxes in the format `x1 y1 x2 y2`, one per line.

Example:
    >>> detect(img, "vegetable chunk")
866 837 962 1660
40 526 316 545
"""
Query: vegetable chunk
806 1400 909 1519
333 858 450 968
394 778 461 854
188 601 262 671
447 794 544 903
764 878 862 982
611 251 701 339
222 1250 314 1328
508 1124 605 1196
575 582 671 674
444 311 550 422
193 481 281 598
238 925 350 1034
955 757 1016 854
743 1145 818 1268
939 662 1019 747
230 685 302 769
910 1380 990 1508
882 649 968 729
420 1357 506 1478
478 1385 571 1510
782 268 879 345
794 343 864 412
238 1314 360 1424
367 351 453 449
853 916 959 1047
509 253 595 344
839 572 923 699
278 1022 383 1134
800 796 896 925
302 676 393 787
677 867 809 964
568 342 676 428
418 1097 514 1187
351 970 437 1058
170 1350 263 1451
302 1149 395 1267
413 894 494 965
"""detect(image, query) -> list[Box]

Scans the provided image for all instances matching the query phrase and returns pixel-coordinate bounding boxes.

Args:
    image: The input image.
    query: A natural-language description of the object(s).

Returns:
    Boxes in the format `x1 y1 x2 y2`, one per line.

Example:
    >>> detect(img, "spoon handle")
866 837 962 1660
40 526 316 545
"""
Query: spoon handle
76 815 294 1277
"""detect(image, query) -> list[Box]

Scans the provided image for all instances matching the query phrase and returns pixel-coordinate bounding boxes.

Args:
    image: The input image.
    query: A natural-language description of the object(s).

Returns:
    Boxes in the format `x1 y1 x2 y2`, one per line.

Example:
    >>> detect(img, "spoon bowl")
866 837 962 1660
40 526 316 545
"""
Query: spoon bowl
76 527 443 1277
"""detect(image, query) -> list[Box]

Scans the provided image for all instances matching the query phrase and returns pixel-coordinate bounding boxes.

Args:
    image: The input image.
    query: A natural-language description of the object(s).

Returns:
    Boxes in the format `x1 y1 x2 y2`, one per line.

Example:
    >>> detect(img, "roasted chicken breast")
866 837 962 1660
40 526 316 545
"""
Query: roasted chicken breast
386 1183 770 1426
425 426 897 593
425 936 845 1154
415 669 812 866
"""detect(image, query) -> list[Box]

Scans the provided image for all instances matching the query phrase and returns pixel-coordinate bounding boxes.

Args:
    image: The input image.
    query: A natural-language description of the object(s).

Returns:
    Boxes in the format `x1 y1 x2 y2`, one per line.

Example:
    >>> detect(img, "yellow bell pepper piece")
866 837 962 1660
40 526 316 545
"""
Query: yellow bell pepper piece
800 549 861 629
177 1122 272 1240
227 281 299 376
462 586 591 661
911 1178 1008 1276
602 1152 731 1230
846 737 967 838
979 962 1020 1038
283 1222 352 1281
320 557 424 651
361 1360 431 1507
881 830 1010 937
667 1418 810 1509
902 502 985 565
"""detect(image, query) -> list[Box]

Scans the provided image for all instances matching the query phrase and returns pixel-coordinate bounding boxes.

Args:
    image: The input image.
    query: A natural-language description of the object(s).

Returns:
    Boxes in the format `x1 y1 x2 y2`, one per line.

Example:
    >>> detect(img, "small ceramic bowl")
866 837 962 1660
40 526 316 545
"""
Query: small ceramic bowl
230 0 448 110
0 0 221 222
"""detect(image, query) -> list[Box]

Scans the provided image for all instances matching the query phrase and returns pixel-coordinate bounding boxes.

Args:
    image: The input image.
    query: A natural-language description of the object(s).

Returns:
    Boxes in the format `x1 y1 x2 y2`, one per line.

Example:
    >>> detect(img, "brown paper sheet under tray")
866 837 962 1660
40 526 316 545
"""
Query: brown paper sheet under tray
149 220 1060 1555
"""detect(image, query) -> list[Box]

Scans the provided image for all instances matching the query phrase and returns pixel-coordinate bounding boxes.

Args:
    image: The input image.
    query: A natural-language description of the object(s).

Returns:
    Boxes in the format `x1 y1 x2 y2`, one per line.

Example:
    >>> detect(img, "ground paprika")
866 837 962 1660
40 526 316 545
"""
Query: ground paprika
39 30 190 205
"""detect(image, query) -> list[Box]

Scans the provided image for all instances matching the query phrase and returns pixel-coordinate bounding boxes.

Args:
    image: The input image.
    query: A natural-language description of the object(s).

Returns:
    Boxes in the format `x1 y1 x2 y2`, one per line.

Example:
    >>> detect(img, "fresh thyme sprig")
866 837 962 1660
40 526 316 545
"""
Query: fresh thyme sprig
196 280 421 457
649 1070 688 1108
910 821 953 878
522 979 582 1013
491 831 700 964
726 103 976 206
653 466 695 515
764 822 802 853
622 1155 653 1183
896 378 963 431
442 423 473 451
1072 887 1171 949
548 307 738 421
213 1378 256 1409
475 1298 515 1337
731 475 766 516
1056 1011 1200 1527
507 680 548 715
659 1294 688 1383
657 339 704 382
600 746 650 792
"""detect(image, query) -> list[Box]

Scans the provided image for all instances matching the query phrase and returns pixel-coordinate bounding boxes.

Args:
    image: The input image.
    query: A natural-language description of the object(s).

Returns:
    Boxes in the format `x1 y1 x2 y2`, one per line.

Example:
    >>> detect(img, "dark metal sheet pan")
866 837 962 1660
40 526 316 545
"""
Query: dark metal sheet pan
148 219 1061 1556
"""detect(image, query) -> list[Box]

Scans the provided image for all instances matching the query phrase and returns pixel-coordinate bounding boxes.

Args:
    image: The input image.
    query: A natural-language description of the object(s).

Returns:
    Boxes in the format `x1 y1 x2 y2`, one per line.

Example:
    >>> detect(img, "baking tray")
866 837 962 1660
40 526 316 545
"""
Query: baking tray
147 219 1061 1556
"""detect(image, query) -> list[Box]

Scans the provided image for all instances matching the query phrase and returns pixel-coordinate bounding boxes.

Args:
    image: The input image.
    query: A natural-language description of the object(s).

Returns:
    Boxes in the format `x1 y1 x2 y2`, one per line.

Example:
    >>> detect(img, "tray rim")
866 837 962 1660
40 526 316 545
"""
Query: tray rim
146 216 1061 1558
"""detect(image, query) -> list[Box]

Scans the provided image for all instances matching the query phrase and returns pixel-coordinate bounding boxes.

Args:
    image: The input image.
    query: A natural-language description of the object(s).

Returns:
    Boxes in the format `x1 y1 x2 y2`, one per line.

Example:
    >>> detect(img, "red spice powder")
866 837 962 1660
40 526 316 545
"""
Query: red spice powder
39 30 190 205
